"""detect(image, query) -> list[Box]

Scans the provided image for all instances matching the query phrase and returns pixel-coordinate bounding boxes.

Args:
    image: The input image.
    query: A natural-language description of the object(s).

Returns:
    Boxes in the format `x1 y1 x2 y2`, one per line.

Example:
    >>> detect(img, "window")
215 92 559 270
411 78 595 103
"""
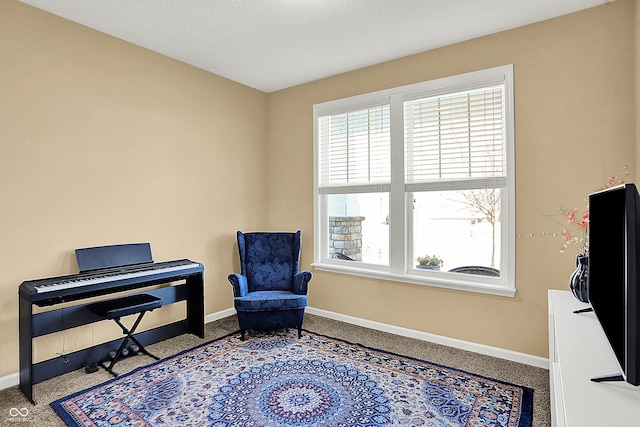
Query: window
313 65 515 296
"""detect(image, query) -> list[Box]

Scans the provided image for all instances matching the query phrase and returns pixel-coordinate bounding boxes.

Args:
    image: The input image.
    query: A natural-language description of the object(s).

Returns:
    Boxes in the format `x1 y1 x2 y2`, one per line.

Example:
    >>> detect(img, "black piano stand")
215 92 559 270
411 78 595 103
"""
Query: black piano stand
89 294 163 376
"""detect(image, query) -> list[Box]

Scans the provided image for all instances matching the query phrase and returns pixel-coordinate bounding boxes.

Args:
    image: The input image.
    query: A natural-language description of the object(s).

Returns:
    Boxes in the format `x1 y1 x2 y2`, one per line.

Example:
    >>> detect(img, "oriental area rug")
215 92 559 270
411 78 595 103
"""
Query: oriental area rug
51 330 533 427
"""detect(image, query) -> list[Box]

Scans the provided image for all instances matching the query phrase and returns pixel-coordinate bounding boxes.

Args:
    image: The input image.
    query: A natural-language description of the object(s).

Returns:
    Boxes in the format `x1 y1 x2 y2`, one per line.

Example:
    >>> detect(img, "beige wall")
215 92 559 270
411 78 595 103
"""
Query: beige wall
0 0 636 379
0 1 268 376
267 0 636 358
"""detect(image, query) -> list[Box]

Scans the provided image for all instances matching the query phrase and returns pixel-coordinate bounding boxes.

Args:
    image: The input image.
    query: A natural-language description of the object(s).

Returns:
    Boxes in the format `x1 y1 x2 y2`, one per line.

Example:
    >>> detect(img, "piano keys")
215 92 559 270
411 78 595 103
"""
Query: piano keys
22 259 203 306
18 243 205 404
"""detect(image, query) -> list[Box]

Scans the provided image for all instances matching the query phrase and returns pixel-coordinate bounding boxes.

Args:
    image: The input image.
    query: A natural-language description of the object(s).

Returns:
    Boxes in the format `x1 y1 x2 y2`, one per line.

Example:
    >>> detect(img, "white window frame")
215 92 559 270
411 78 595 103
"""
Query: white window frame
312 65 515 297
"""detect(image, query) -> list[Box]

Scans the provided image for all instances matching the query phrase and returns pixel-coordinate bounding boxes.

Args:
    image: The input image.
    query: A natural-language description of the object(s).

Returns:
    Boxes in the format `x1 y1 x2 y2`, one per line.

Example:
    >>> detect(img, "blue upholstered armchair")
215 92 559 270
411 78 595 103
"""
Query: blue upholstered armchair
228 230 312 340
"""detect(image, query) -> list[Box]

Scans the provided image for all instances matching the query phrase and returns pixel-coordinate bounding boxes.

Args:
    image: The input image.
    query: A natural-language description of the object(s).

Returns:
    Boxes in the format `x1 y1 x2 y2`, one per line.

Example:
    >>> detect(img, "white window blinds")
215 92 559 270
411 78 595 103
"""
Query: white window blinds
318 104 390 191
404 85 505 188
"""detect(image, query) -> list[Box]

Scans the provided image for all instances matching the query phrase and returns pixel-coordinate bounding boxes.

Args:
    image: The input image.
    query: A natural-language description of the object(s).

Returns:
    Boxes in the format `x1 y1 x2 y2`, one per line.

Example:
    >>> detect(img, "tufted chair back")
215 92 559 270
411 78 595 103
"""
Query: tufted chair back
237 231 301 293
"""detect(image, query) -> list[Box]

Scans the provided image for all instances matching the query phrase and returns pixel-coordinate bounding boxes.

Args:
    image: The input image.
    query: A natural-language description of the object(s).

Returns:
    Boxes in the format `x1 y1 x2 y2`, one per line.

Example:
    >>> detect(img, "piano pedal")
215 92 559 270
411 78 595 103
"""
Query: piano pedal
85 363 99 374
128 344 140 355
104 347 130 364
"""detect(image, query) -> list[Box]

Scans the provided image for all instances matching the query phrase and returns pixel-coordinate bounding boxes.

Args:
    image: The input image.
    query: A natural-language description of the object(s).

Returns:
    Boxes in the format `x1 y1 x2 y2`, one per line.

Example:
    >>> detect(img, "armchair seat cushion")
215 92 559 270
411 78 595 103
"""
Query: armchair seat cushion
234 290 307 312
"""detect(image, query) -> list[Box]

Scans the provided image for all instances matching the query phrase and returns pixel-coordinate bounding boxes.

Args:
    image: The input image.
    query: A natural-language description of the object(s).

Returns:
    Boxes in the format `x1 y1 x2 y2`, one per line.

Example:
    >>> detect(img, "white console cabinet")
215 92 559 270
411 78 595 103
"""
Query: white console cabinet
548 290 640 427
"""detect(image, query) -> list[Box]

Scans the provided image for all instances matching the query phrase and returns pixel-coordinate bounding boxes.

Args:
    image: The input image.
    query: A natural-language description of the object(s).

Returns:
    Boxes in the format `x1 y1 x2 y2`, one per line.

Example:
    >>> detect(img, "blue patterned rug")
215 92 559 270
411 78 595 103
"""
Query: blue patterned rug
51 330 533 426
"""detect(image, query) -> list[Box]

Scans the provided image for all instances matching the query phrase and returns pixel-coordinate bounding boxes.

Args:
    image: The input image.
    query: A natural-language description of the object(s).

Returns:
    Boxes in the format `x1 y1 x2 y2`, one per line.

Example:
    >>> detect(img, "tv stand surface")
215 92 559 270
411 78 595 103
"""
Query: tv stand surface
548 290 640 427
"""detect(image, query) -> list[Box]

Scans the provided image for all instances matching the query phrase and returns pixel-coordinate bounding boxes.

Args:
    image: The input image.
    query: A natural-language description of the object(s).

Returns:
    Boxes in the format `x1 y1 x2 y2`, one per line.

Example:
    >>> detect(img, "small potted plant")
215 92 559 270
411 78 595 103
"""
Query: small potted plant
416 254 443 270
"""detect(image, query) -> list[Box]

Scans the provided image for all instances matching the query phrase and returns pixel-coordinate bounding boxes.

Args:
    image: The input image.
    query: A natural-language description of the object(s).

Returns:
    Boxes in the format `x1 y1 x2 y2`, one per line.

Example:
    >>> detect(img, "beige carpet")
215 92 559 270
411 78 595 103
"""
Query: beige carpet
0 314 550 426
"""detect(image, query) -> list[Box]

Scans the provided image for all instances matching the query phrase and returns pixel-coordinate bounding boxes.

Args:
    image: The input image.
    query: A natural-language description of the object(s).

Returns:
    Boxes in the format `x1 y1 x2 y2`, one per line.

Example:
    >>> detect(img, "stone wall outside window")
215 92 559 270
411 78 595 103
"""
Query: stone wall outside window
328 216 364 261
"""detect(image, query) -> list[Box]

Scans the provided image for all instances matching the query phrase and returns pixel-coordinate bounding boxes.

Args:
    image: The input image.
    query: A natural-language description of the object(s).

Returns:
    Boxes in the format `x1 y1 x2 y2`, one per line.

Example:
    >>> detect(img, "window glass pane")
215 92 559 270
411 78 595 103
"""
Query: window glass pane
318 105 390 187
404 86 505 183
328 193 389 266
412 190 501 276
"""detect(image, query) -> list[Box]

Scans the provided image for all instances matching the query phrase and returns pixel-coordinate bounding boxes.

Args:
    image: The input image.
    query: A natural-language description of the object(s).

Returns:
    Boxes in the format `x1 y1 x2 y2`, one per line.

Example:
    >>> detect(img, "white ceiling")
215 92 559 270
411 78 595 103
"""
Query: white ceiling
19 0 612 93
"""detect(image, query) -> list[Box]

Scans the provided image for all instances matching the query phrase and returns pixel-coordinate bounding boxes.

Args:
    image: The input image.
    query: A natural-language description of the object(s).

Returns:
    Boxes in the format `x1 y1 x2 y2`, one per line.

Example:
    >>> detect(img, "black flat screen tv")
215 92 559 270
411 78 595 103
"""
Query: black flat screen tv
588 182 640 386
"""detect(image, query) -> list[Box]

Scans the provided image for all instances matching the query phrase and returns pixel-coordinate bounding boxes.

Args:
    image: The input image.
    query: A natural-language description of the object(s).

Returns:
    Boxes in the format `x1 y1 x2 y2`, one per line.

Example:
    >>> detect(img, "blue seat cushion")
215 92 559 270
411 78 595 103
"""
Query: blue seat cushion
234 290 307 312
89 294 162 319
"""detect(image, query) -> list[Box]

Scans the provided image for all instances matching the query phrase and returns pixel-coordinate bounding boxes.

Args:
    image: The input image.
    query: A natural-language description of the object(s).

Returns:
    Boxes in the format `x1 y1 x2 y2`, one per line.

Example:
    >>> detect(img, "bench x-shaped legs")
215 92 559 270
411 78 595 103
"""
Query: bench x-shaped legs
101 311 159 376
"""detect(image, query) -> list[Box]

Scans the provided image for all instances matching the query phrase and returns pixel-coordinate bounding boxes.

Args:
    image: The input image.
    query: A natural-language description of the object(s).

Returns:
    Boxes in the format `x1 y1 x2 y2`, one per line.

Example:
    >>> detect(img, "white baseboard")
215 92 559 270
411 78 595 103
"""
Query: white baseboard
306 306 549 369
205 307 236 324
0 373 19 392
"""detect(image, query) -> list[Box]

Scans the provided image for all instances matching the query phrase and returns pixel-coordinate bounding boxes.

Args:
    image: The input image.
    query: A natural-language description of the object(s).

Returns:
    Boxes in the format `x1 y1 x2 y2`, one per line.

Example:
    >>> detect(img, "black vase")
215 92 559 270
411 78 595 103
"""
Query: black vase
569 254 589 303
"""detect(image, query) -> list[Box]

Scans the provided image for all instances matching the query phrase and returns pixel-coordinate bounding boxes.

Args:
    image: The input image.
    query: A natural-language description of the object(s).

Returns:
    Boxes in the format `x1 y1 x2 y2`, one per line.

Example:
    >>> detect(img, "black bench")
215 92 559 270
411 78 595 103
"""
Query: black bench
89 293 162 376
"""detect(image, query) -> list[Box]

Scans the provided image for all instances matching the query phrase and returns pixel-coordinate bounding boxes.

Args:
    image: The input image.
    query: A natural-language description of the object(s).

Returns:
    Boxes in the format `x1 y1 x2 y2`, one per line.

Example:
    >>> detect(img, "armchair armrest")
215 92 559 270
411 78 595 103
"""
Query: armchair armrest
228 273 248 297
293 270 312 295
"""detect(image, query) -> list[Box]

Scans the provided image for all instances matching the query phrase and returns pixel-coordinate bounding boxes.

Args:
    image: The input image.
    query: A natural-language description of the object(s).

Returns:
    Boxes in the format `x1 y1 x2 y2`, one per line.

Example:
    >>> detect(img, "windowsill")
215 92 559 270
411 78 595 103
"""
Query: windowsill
311 262 515 297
